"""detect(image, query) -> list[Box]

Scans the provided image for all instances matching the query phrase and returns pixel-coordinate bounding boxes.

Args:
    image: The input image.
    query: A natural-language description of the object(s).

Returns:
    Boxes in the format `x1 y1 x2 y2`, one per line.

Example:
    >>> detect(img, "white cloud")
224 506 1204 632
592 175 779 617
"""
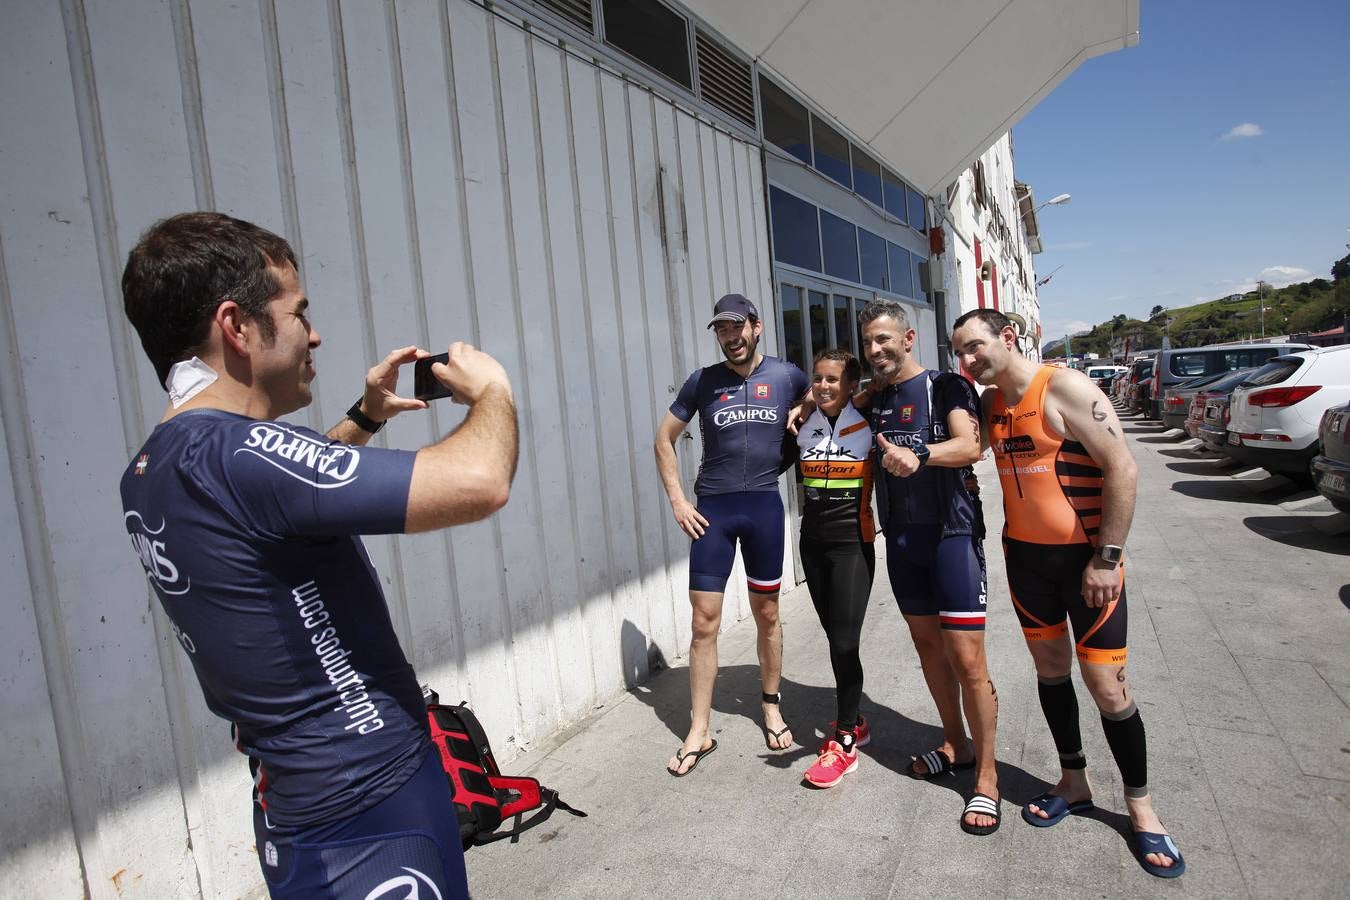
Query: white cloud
1220 122 1264 140
1231 265 1315 292
1044 318 1094 337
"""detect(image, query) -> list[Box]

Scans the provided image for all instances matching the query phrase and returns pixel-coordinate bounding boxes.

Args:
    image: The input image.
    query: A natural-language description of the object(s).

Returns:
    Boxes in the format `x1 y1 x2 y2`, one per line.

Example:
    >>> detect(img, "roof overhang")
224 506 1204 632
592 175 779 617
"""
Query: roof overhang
1015 181 1044 254
681 0 1139 196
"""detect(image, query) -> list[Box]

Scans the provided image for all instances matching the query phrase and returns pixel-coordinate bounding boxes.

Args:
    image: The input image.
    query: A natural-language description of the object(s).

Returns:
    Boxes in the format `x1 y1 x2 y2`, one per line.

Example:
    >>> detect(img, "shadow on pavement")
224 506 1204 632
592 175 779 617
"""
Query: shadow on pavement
1341 585 1350 610
1165 460 1236 477
627 660 1056 806
1170 479 1291 503
1136 434 1184 444
1243 516 1350 556
1157 447 1213 460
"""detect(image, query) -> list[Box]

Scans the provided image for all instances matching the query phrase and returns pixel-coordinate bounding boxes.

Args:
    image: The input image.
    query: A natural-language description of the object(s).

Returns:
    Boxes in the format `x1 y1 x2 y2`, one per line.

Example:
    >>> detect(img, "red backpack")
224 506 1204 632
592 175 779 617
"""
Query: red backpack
424 689 586 848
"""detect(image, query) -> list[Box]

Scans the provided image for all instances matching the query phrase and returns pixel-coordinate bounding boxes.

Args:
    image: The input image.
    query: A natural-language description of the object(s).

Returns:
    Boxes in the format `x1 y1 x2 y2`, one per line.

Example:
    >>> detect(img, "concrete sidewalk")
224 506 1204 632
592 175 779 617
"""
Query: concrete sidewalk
465 416 1350 898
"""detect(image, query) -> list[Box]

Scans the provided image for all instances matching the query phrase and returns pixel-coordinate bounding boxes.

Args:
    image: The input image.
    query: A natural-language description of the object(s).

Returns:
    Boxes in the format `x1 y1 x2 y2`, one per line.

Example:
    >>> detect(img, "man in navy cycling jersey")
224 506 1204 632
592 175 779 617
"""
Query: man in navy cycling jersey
860 299 1001 835
655 293 809 776
119 212 517 898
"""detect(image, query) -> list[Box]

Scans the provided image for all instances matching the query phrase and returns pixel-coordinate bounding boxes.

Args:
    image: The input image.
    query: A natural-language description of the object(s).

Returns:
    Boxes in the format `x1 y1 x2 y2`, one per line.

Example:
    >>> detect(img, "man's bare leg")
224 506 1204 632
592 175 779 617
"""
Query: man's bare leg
943 629 999 829
749 591 791 748
904 614 970 773
668 589 723 774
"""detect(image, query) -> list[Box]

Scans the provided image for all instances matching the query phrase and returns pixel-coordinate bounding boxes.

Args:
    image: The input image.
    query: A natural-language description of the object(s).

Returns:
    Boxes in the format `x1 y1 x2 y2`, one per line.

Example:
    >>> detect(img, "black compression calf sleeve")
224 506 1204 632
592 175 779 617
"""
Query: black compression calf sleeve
1037 675 1085 768
1101 704 1148 794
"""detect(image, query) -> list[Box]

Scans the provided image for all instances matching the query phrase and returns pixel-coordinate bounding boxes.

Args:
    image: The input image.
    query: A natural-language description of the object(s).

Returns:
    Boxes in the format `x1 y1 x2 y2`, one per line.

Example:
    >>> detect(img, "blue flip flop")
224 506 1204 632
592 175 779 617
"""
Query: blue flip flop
1133 829 1186 878
1021 792 1094 827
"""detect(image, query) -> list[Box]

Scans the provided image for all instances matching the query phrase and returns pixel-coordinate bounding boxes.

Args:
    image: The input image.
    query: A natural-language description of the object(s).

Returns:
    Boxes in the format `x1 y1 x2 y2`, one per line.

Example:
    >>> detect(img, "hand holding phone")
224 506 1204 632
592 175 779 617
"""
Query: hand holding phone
414 353 454 402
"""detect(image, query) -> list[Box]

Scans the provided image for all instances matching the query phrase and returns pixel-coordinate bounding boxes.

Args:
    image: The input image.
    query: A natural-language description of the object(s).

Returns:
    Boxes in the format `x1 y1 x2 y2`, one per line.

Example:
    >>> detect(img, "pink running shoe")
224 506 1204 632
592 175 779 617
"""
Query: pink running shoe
829 715 871 749
803 739 859 788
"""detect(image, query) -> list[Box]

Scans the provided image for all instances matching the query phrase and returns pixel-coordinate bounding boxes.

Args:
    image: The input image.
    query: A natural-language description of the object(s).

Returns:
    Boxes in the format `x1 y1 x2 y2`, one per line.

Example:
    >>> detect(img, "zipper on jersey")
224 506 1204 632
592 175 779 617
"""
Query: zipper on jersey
1007 405 1025 499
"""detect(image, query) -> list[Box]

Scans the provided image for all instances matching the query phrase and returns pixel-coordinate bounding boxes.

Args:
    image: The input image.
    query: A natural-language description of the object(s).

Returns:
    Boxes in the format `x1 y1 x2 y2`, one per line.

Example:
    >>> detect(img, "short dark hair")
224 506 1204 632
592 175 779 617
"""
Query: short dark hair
858 299 910 332
812 347 862 383
122 212 297 388
952 308 1014 339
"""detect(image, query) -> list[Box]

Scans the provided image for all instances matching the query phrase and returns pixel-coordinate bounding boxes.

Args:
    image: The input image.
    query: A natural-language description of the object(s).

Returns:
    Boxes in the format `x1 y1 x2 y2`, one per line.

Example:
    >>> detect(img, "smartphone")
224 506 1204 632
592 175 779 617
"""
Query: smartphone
414 353 454 402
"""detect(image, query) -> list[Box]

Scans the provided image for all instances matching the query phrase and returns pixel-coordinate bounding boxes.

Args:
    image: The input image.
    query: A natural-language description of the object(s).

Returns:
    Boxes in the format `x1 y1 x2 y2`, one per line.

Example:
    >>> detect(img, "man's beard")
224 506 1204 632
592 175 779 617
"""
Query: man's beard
721 334 757 363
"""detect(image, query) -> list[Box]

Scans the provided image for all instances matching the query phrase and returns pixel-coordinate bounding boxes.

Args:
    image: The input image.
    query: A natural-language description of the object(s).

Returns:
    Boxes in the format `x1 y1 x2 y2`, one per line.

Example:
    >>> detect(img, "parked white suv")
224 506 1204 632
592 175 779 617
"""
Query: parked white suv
1224 345 1350 486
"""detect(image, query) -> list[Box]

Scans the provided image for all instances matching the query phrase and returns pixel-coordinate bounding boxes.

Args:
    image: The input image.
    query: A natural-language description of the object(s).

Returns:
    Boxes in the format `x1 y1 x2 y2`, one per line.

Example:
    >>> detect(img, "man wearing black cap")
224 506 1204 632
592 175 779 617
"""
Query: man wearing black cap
655 293 809 776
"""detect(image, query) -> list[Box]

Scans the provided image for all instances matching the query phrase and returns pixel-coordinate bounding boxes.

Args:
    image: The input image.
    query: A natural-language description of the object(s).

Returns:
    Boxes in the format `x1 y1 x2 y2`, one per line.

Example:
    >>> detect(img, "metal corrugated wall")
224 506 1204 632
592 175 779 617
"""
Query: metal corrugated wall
0 0 775 895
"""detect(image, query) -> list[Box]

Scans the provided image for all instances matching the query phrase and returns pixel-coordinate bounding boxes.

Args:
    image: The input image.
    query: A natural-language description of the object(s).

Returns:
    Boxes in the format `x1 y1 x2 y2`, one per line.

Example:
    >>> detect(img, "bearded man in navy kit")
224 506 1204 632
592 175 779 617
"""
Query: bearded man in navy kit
119 212 516 899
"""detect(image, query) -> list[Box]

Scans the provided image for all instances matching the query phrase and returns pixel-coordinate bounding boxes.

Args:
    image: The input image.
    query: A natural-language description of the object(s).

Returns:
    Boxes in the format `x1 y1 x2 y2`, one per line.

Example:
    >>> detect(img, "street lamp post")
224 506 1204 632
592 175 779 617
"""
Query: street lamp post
1034 193 1072 215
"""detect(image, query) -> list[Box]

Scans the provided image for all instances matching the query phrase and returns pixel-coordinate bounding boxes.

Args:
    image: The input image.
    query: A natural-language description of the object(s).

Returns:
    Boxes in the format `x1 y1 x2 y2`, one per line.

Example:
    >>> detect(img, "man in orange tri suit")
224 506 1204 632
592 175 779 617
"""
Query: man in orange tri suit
950 309 1184 879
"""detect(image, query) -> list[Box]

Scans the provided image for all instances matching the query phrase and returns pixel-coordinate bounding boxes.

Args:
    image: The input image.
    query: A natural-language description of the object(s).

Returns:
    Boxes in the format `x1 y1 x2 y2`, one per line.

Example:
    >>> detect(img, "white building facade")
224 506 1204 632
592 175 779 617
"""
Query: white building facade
0 0 1136 895
933 133 1051 366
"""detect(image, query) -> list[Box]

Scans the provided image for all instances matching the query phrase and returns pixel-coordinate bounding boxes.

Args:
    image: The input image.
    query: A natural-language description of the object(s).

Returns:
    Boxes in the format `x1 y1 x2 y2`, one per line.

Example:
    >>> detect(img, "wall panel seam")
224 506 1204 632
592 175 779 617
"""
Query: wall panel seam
169 0 213 209
0 199 96 900
527 38 592 706
561 55 619 691
485 13 530 737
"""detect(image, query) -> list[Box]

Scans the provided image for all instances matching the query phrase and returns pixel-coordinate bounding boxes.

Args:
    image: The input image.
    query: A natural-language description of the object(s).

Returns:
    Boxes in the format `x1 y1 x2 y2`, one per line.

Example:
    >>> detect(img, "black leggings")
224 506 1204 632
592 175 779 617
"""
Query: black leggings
800 540 876 728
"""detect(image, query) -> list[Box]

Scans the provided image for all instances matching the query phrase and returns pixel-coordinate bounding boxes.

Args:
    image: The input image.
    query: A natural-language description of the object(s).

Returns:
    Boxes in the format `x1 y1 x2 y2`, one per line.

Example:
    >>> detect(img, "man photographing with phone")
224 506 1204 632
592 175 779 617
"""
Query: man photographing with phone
119 212 516 898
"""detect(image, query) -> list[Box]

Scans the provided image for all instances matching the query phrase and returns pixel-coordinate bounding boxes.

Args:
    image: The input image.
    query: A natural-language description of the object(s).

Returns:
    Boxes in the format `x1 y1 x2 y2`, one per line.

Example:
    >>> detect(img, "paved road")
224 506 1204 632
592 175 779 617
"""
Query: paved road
465 405 1350 898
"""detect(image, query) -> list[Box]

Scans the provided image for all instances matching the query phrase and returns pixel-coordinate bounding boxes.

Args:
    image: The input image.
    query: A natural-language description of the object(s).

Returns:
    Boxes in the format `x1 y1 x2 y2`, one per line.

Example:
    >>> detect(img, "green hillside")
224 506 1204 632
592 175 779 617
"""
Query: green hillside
1044 254 1350 359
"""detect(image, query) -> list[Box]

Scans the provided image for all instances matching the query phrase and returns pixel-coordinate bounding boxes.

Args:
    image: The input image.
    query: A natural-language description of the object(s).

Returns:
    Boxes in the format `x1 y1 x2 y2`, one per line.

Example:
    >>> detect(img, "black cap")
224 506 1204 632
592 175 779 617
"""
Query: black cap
706 293 759 329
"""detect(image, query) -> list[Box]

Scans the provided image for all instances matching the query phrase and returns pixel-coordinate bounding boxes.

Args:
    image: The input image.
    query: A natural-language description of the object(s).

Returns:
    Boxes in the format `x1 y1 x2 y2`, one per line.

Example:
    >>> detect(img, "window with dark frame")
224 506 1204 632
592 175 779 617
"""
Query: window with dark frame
887 242 912 299
770 187 822 271
810 114 852 191
858 228 888 291
759 75 811 164
852 148 884 208
819 210 859 283
882 168 909 224
601 0 692 89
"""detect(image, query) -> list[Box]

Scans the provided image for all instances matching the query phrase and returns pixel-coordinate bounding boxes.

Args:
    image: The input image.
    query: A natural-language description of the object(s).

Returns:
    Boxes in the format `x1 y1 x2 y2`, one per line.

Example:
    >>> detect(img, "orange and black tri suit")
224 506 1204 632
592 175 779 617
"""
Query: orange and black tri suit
989 365 1128 665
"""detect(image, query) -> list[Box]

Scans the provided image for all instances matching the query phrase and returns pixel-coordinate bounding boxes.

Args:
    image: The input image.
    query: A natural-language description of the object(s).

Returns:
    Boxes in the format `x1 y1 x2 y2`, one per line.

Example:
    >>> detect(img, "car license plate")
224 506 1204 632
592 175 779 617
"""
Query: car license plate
1227 431 1241 445
1322 473 1346 493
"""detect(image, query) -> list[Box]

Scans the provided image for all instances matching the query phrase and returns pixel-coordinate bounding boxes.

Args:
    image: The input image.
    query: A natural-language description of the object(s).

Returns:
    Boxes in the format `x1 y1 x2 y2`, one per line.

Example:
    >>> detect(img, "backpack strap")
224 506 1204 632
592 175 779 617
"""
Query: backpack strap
472 779 588 846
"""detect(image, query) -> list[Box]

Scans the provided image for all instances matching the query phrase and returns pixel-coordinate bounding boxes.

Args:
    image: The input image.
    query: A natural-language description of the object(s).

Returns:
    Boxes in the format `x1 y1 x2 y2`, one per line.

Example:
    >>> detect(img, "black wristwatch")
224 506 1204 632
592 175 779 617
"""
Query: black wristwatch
912 442 931 467
346 397 385 434
1097 544 1124 566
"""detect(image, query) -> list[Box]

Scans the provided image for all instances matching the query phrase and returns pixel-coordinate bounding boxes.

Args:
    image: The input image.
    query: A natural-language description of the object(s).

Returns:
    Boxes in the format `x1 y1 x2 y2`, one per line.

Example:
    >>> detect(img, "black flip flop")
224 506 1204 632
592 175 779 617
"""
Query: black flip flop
910 748 975 779
761 691 792 750
960 793 1001 836
667 739 717 777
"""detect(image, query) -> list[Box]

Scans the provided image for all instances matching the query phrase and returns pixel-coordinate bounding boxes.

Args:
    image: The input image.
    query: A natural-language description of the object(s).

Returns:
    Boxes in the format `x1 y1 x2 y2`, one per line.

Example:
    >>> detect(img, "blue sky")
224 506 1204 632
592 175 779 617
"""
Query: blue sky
1013 0 1350 343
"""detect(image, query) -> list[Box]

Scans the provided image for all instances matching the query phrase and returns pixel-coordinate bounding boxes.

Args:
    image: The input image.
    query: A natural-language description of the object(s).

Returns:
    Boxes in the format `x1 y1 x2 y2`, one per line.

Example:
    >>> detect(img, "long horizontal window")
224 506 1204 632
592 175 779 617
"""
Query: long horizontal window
771 186 925 302
759 74 926 234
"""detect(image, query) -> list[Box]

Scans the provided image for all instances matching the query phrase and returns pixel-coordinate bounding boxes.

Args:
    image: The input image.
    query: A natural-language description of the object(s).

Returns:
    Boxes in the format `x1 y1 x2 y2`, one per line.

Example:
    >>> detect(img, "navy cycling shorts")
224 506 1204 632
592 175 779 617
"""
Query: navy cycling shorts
253 749 469 899
689 491 785 595
884 524 988 630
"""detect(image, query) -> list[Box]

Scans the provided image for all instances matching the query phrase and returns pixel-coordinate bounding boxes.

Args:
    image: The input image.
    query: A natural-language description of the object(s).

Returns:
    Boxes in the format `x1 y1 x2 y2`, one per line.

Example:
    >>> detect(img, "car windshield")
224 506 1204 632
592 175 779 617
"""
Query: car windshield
1205 367 1257 393
1243 357 1303 387
1175 372 1227 391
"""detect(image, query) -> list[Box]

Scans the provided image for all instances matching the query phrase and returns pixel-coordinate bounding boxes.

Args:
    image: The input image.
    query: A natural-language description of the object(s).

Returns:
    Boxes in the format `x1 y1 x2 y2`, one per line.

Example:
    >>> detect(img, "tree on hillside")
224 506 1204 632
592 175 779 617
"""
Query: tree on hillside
1333 253 1350 282
1149 304 1165 319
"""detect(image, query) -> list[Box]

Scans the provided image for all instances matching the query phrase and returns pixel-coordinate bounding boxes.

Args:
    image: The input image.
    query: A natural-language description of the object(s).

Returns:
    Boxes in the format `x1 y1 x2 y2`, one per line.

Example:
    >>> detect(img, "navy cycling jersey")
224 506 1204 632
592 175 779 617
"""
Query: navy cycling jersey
670 356 808 496
120 409 429 828
869 370 982 536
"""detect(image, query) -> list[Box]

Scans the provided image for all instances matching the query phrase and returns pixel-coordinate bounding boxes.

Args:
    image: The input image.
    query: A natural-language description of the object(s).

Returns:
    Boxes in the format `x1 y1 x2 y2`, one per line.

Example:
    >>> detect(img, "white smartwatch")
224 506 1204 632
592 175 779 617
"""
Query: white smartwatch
1097 544 1124 566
